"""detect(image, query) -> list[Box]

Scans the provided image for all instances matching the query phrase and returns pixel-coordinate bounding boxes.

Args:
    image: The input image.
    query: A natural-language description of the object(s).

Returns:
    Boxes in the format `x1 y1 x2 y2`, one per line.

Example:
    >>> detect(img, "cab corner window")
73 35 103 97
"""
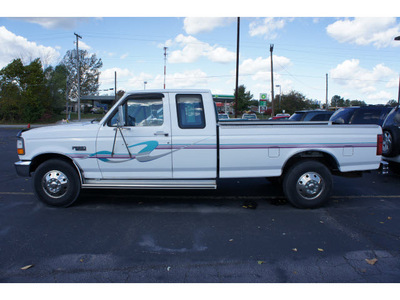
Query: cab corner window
176 94 205 129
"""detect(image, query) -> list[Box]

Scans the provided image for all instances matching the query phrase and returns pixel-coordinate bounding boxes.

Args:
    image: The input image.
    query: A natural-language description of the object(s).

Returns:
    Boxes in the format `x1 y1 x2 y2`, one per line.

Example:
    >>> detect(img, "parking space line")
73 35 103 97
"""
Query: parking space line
0 192 34 195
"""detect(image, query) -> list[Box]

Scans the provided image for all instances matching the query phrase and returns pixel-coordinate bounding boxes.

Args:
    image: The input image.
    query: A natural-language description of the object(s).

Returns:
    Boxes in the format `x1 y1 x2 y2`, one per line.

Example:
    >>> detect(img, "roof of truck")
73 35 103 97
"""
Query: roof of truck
125 89 212 94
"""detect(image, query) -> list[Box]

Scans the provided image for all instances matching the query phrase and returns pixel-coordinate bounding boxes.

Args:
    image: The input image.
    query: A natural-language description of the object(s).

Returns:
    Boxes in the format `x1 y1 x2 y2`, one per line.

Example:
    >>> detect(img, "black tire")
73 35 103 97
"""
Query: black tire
282 160 332 209
33 159 81 207
382 129 399 157
388 162 400 175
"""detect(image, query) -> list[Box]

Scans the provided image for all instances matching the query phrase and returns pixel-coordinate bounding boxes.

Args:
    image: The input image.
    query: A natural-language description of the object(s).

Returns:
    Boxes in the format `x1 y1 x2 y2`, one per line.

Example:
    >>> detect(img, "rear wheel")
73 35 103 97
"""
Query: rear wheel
283 160 332 209
383 129 399 157
33 159 81 207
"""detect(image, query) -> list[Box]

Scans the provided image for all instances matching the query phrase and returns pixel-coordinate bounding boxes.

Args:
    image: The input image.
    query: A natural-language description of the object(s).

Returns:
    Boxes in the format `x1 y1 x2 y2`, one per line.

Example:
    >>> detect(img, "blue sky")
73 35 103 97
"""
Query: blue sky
1 2 400 105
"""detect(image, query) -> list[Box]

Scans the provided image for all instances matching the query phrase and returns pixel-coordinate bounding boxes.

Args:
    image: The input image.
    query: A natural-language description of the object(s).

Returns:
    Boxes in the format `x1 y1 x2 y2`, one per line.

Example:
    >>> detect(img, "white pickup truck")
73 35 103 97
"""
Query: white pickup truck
15 89 383 208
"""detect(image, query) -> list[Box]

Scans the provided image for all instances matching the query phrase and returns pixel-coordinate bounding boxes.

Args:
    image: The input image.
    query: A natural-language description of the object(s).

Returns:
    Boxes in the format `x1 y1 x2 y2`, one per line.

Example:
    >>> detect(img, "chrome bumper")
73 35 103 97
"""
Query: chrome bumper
14 161 31 177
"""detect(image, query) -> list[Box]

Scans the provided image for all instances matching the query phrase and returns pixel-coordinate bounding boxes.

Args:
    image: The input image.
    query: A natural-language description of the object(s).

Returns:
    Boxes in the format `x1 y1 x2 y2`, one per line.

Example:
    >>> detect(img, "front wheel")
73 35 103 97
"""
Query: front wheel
33 159 81 207
283 160 332 209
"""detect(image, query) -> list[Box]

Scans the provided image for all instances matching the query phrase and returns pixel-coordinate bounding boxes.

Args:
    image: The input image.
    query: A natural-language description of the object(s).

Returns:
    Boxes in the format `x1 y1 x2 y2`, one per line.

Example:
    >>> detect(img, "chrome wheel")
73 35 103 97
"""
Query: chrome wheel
296 171 325 200
42 170 69 198
382 131 392 155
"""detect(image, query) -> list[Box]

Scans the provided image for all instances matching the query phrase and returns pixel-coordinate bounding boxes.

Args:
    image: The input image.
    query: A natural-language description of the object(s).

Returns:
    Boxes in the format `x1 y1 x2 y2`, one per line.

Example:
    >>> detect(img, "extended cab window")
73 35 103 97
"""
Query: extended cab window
109 98 163 127
176 94 205 129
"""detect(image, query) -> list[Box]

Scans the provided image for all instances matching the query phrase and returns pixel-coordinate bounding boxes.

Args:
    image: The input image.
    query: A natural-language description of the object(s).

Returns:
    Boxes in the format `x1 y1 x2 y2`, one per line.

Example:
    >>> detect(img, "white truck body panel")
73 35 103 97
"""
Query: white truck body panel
16 89 382 183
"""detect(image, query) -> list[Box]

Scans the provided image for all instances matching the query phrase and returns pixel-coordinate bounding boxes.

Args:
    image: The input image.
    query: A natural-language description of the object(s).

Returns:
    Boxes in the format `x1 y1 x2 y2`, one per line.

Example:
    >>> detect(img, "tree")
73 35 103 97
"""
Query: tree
45 64 68 114
331 95 344 107
350 100 367 106
0 58 51 122
280 90 315 114
387 99 398 107
21 58 51 122
234 85 253 113
0 59 24 121
62 49 103 101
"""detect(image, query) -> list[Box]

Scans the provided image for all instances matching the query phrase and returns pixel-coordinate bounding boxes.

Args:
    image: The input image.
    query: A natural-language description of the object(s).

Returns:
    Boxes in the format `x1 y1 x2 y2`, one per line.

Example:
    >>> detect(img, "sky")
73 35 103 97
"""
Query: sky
1 1 400 105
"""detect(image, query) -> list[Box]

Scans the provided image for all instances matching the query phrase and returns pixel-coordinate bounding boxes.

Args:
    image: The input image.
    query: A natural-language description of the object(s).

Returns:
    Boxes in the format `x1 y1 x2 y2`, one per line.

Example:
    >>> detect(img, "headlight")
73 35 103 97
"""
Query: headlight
17 138 25 155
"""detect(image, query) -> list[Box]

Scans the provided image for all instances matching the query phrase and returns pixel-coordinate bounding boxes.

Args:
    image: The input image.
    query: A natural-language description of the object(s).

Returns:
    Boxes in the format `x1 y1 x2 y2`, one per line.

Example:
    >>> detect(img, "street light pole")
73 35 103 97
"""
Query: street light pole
276 84 281 111
144 81 147 90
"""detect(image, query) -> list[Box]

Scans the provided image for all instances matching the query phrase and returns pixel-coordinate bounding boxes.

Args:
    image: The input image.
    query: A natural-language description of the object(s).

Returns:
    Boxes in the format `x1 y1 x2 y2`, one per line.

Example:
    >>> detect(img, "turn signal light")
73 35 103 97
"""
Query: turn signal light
17 138 25 155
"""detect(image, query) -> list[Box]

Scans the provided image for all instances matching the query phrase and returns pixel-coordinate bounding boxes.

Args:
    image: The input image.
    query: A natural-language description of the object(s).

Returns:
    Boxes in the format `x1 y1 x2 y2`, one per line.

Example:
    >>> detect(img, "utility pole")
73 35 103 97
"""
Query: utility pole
326 73 328 108
74 32 82 121
270 44 275 117
234 17 240 118
114 71 117 103
163 47 168 89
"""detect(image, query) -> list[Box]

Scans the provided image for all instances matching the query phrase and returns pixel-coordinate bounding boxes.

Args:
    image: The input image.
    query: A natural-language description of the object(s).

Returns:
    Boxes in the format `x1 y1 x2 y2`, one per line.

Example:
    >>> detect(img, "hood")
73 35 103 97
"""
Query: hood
21 122 101 140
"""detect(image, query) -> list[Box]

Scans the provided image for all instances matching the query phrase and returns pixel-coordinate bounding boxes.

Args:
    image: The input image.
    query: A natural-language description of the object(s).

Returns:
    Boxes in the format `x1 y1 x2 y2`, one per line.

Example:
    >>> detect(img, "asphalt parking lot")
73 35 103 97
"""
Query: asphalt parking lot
0 127 400 283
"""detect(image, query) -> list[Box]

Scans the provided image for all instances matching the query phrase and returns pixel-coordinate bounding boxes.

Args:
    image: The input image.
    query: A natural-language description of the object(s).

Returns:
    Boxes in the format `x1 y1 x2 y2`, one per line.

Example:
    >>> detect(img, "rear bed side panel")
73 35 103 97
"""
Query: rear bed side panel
218 123 382 178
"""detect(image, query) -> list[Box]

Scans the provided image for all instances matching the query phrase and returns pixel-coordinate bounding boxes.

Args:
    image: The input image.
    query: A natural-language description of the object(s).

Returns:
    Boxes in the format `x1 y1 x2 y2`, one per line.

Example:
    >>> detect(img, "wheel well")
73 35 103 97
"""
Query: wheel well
282 151 339 175
30 154 82 182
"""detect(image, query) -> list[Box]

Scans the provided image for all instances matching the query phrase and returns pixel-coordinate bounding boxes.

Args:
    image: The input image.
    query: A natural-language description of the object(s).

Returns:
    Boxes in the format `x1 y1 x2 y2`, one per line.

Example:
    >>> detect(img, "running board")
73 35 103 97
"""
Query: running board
82 179 217 190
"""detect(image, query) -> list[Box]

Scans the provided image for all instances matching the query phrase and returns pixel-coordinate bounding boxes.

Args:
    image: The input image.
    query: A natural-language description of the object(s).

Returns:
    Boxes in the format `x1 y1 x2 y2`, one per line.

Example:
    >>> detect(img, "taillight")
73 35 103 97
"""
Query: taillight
377 134 383 155
17 138 25 155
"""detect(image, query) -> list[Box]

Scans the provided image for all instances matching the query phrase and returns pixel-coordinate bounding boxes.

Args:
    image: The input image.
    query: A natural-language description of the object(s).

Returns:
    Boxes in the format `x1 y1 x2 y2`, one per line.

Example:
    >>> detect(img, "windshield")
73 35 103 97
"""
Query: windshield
330 108 355 124
289 112 304 121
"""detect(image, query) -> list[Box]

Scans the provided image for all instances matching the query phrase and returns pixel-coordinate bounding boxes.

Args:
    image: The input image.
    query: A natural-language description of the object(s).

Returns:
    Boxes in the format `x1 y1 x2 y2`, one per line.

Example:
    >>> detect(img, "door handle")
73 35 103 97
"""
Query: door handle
154 131 169 137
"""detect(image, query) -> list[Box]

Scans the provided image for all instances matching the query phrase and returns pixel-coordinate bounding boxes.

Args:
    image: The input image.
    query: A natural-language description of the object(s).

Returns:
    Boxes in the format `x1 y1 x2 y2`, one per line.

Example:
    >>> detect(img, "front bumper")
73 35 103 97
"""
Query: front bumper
14 161 31 177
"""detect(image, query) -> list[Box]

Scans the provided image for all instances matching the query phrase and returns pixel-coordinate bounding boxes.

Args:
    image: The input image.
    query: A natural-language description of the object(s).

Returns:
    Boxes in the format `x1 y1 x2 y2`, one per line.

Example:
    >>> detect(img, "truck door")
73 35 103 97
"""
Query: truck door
96 93 172 179
169 92 217 179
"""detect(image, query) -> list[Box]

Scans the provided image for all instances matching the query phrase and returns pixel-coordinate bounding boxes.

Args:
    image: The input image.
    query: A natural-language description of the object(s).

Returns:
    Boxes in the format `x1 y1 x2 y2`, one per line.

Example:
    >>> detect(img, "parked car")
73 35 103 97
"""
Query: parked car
269 115 290 120
218 113 230 120
90 107 105 114
242 113 258 120
330 106 392 126
382 107 399 157
289 110 333 121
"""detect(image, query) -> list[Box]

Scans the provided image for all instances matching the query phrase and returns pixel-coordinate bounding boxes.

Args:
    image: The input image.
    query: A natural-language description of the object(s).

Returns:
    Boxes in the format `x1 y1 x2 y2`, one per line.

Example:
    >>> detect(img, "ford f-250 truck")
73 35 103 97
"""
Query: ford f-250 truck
15 89 383 208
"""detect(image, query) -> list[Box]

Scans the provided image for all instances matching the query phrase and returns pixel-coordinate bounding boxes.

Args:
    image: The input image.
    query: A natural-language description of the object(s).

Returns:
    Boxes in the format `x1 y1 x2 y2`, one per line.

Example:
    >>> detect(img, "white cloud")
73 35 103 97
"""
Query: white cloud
78 41 91 51
165 69 210 88
330 59 395 89
330 59 397 102
366 91 393 102
229 56 293 100
17 17 86 29
326 17 400 48
249 18 288 39
183 17 235 35
0 26 59 68
239 56 291 80
100 67 133 87
167 34 235 64
100 68 211 91
120 53 129 59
